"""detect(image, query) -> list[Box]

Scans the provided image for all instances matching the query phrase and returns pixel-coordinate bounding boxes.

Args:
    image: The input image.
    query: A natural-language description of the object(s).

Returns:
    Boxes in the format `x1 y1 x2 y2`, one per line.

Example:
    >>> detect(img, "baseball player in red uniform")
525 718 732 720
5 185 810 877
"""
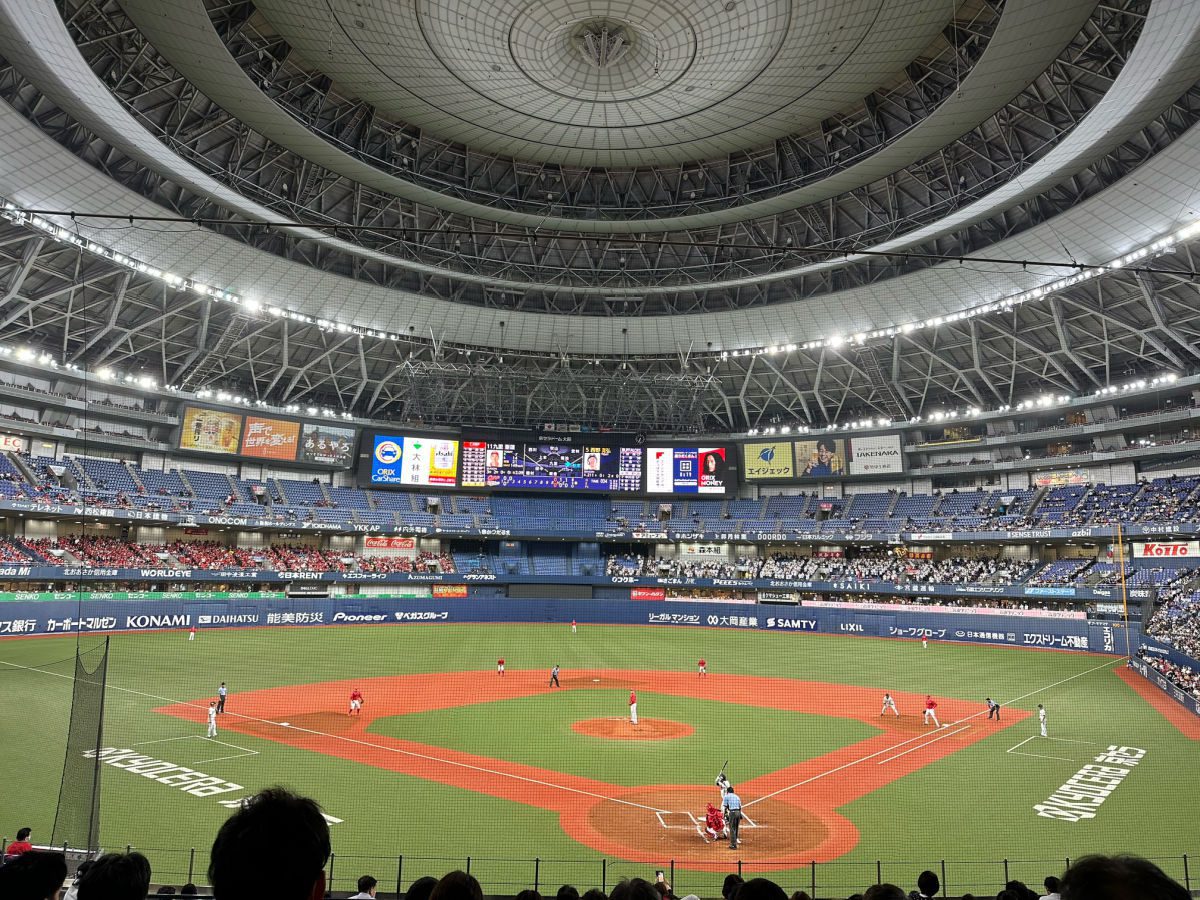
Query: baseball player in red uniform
497 657 505 676
923 695 939 727
349 688 365 716
700 803 726 842
629 689 638 725
698 658 707 676
571 619 577 634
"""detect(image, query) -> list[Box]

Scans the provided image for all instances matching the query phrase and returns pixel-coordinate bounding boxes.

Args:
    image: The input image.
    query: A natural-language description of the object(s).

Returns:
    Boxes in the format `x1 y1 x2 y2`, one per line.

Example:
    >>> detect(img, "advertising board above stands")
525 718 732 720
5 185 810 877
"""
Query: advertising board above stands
176 405 357 468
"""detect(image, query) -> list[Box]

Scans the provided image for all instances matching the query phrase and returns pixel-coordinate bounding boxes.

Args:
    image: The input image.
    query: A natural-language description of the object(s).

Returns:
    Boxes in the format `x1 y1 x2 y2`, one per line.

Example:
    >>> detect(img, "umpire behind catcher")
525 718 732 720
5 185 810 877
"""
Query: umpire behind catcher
722 786 743 850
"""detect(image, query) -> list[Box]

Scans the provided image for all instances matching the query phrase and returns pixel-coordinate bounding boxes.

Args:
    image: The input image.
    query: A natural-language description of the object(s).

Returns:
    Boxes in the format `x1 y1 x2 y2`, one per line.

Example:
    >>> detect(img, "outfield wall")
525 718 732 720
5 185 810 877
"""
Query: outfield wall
0 596 1136 654
1128 655 1200 716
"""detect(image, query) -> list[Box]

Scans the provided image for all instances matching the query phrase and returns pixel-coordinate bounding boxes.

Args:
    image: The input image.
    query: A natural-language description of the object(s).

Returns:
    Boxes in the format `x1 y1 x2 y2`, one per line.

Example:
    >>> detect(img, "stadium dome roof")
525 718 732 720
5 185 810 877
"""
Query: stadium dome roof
0 0 1198 431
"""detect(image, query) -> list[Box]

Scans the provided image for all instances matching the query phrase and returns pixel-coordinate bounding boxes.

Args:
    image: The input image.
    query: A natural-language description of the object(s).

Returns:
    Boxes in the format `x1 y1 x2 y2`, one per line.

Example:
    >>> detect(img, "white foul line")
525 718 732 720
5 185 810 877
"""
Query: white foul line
745 656 1122 808
876 725 970 765
0 658 671 815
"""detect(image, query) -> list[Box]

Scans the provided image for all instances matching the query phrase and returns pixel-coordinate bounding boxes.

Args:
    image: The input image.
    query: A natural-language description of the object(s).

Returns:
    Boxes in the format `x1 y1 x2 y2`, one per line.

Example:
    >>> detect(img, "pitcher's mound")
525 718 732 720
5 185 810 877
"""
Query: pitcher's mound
572 718 693 740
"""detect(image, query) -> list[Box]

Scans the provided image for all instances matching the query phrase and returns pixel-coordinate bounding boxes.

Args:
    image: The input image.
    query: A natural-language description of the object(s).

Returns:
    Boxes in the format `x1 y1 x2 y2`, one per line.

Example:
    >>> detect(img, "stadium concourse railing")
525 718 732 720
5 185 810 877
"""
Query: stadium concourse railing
16 845 1198 899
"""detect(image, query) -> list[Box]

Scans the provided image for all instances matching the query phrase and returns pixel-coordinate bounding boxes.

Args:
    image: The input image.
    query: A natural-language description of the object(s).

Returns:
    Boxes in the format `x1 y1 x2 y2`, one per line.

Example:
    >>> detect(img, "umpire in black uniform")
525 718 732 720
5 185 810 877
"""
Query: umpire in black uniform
722 786 743 850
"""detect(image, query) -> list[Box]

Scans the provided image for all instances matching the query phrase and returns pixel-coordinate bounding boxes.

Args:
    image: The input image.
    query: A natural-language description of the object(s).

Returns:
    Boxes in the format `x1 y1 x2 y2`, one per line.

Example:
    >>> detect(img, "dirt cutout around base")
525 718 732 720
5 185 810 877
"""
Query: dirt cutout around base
572 717 694 740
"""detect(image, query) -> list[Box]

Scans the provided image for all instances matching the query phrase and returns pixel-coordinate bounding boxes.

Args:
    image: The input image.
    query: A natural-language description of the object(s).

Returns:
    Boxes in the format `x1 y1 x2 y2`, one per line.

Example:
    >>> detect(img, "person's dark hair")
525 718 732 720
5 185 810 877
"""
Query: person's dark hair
846 894 864 900
429 870 484 900
917 871 940 897
790 892 813 900
557 885 581 900
16 827 32 841
996 891 1022 900
1061 855 1189 900
580 889 608 900
737 878 787 900
652 882 674 900
359 876 379 894
864 886 906 900
407 875 439 900
516 890 543 900
722 874 745 900
208 788 330 900
181 884 198 896
609 879 659 900
157 887 177 895
77 851 152 900
1005 881 1034 900
1044 877 1061 893
0 849 67 900
73 861 93 881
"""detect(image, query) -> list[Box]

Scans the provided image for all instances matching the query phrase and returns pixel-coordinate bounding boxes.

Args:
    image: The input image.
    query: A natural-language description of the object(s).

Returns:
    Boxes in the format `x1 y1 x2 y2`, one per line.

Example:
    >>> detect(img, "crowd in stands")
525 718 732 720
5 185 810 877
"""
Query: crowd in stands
0 451 1198 536
1147 587 1200 658
609 554 1035 586
1137 649 1200 700
804 593 1082 614
2 791 1192 899
2 537 455 574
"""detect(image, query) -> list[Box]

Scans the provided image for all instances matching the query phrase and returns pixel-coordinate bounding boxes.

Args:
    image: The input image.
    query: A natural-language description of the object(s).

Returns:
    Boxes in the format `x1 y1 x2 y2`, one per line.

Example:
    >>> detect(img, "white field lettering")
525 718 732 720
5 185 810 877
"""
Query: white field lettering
84 747 243 798
1034 745 1145 822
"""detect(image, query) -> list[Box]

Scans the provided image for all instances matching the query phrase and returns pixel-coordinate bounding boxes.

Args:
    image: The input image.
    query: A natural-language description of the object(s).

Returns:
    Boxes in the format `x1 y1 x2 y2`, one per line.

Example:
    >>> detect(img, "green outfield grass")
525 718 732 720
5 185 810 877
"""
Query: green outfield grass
0 624 1197 898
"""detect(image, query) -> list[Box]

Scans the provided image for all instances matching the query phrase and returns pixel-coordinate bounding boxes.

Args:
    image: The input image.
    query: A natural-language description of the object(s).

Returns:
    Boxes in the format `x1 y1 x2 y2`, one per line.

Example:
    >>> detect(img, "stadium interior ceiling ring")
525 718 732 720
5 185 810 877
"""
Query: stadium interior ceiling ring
0 0 1199 431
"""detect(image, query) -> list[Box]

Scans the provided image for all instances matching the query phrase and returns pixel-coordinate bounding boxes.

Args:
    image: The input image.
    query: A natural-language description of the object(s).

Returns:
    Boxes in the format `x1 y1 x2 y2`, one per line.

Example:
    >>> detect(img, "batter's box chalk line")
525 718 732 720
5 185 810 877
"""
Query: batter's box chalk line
656 811 763 829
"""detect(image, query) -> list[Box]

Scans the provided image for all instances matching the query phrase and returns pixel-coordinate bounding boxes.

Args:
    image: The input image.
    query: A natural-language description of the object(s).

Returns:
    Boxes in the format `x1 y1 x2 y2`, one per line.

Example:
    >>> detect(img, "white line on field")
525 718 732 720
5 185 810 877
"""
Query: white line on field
876 725 970 765
1008 749 1075 762
745 655 1122 808
1007 735 1037 754
0 658 671 815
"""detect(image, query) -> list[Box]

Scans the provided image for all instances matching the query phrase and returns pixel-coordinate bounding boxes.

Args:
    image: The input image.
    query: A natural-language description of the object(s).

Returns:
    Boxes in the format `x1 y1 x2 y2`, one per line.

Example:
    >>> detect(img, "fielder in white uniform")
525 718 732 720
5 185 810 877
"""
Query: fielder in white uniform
207 701 218 738
715 772 731 804
1038 704 1048 737
880 693 900 717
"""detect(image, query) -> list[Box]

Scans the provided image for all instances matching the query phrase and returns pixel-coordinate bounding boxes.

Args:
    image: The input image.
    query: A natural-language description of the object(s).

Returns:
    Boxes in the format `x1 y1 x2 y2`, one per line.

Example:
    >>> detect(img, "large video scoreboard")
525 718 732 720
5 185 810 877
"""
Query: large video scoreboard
460 441 642 491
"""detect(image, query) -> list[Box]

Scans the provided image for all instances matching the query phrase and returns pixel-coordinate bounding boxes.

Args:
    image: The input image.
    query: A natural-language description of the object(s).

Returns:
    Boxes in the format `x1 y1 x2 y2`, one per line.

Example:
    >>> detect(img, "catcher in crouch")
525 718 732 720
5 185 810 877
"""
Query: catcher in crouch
699 803 727 843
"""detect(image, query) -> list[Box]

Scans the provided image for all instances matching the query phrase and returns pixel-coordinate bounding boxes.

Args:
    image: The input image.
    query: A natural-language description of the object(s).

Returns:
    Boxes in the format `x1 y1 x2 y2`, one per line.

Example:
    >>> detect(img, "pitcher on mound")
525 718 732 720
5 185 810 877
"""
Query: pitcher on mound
630 689 638 726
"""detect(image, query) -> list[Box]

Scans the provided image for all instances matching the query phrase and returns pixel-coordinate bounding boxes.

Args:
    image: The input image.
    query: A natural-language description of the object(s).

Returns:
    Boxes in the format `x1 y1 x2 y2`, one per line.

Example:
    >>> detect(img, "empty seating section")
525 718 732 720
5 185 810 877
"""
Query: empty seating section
1033 485 1088 525
184 469 234 501
279 479 326 506
1028 559 1093 585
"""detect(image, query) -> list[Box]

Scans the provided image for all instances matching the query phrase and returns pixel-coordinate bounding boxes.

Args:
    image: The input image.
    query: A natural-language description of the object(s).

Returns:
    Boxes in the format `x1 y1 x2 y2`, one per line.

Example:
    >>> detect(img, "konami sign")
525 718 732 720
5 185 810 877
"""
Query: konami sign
1133 541 1200 558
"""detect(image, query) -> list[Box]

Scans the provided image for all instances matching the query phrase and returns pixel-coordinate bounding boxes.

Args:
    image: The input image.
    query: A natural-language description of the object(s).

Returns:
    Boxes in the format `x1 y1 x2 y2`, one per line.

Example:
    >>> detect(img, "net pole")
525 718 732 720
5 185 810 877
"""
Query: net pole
1116 522 1132 658
87 634 110 850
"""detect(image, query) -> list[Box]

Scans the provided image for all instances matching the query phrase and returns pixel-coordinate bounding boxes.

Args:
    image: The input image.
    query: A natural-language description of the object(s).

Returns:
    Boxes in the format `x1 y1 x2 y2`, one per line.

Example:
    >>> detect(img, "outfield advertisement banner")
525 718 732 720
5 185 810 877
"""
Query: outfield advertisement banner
1132 540 1200 558
848 434 904 475
0 597 1130 656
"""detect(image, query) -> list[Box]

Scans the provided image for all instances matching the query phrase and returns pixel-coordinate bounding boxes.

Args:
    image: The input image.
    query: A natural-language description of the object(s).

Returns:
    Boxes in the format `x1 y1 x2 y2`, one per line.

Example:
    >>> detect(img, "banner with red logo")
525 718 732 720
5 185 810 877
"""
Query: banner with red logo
631 587 666 601
1133 541 1200 559
433 584 468 598
364 536 417 550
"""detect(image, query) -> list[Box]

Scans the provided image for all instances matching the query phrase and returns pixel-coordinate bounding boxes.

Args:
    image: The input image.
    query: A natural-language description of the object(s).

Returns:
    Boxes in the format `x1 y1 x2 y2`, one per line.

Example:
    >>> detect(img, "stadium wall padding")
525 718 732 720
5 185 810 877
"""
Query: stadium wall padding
1128 655 1200 716
0 597 1138 655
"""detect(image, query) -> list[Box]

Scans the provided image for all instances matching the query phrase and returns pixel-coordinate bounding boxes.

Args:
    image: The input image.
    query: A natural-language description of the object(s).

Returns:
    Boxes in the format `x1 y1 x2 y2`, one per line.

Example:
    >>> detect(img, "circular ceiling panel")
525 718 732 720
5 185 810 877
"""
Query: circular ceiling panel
253 0 952 165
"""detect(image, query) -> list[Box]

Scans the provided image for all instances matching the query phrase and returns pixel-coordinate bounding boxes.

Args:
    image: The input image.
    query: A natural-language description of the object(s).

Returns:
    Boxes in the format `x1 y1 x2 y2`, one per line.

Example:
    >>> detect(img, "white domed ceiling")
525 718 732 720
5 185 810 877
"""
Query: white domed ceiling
253 0 953 165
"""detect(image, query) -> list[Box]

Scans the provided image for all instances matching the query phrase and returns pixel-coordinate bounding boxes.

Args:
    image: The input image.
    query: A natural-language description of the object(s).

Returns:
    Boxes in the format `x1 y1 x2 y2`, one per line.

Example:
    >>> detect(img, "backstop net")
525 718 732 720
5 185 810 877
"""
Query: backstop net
51 636 109 852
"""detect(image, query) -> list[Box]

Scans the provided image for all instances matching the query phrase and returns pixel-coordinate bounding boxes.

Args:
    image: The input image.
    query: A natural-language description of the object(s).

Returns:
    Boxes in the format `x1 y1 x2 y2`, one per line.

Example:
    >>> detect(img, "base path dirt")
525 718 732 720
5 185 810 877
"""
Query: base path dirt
572 718 693 740
156 669 1027 869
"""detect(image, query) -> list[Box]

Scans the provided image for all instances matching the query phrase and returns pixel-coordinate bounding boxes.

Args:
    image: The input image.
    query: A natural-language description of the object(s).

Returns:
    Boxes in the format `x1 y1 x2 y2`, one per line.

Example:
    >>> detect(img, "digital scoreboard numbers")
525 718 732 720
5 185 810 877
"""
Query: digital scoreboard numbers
459 441 642 492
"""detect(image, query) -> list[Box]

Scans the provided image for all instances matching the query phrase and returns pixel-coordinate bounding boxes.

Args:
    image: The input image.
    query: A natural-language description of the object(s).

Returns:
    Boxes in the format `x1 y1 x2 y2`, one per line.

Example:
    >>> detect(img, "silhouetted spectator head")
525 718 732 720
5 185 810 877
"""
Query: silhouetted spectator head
916 871 940 898
610 879 659 900
78 852 152 900
789 892 813 900
0 849 68 900
181 885 198 896
16 828 32 842
1061 855 1189 900
157 888 177 895
557 885 581 900
722 874 745 900
863 886 906 900
355 875 379 897
516 890 543 900
1044 876 1062 896
407 876 439 900
737 879 786 900
429 870 484 900
208 788 330 900
581 889 608 900
1005 881 1036 900
997 891 1022 900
